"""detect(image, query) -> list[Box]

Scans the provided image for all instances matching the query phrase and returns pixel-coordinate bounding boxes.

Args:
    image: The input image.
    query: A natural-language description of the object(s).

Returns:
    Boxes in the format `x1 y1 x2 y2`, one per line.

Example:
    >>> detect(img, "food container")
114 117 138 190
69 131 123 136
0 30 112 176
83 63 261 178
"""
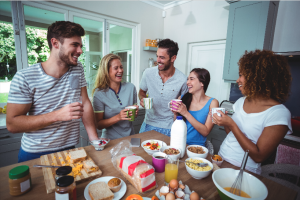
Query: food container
55 166 72 180
9 165 32 196
186 145 208 159
107 177 122 192
55 176 76 200
90 139 109 151
211 155 224 167
145 42 151 46
212 168 268 200
160 146 181 161
185 157 213 179
141 139 167 155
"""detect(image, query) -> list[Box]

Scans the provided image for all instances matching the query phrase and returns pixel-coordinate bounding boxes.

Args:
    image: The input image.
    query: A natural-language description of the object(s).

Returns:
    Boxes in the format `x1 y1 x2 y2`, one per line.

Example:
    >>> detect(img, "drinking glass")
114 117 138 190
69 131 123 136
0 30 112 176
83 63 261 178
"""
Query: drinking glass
164 157 179 184
70 96 82 121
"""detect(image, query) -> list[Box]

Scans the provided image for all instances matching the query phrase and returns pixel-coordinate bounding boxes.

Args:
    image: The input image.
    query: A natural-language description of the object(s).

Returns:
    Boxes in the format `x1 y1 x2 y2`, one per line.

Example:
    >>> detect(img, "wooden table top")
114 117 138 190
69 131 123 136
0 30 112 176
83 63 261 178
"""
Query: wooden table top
0 131 297 200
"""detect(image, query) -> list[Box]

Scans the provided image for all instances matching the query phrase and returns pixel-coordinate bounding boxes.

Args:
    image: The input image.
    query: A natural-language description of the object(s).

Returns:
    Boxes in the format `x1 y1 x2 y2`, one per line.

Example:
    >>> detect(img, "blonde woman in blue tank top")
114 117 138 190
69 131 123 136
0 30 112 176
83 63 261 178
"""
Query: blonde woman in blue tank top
172 68 219 146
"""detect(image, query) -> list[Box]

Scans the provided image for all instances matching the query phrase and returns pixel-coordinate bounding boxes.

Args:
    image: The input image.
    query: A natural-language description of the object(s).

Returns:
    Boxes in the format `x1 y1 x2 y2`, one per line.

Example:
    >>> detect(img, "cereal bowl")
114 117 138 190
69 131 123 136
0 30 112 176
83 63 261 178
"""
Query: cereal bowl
185 157 213 179
160 146 181 161
141 139 167 155
186 145 208 159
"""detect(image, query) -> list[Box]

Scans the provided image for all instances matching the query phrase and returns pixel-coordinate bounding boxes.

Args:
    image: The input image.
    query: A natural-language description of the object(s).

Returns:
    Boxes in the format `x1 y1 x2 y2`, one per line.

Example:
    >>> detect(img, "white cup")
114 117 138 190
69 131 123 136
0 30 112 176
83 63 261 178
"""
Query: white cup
211 108 226 122
168 99 182 110
143 98 153 109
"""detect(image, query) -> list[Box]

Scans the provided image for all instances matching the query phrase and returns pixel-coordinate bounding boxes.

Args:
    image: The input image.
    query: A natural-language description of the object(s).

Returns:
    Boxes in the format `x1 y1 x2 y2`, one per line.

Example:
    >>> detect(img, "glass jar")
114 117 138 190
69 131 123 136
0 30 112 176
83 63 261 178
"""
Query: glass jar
9 165 32 196
148 58 154 68
55 166 72 180
55 176 76 200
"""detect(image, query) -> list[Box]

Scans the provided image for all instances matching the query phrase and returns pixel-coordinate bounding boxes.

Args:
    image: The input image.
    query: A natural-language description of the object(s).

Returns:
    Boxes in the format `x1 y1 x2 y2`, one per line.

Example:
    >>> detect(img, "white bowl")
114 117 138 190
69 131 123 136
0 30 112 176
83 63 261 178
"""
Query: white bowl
212 168 268 200
186 145 208 159
90 139 109 151
185 157 213 179
141 139 167 155
160 146 181 161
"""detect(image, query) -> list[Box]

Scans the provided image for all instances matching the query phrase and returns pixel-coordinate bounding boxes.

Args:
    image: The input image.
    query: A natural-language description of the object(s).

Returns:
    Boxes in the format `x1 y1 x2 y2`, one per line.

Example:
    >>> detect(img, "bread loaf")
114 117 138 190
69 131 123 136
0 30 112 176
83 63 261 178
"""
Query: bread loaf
116 157 156 193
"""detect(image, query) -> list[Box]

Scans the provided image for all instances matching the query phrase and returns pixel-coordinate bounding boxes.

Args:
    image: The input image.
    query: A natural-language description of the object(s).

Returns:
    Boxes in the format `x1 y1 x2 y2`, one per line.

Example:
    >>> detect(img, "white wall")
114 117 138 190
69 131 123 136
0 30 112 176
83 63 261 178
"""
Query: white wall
56 0 164 82
163 1 229 75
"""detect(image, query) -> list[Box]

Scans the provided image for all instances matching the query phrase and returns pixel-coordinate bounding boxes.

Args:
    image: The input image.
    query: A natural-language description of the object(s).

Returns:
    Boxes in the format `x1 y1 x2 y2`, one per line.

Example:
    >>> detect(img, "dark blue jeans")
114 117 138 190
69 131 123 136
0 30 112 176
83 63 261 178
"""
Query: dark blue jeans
18 146 75 163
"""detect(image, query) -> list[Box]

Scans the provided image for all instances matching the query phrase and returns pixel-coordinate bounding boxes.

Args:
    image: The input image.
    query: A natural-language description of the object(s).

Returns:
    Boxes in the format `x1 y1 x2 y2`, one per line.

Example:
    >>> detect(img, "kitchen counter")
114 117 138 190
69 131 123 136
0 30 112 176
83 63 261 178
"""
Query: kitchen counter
0 131 297 200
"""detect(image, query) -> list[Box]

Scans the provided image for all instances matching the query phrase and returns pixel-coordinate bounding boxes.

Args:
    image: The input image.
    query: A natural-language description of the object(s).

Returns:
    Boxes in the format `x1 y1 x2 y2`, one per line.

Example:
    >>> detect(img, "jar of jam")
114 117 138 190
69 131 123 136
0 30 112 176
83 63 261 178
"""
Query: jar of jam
9 165 32 196
55 166 72 180
55 176 76 200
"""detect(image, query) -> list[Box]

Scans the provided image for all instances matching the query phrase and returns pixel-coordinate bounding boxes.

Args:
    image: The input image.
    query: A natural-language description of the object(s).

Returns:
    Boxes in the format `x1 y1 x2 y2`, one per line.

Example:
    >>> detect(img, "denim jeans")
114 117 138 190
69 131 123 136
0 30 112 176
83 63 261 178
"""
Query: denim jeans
139 122 171 137
18 146 76 163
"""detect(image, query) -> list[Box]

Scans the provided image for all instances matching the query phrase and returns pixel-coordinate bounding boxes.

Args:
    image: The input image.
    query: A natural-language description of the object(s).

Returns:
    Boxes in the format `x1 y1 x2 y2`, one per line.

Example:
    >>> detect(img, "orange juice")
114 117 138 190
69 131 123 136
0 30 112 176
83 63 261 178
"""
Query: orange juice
164 163 178 183
223 187 251 198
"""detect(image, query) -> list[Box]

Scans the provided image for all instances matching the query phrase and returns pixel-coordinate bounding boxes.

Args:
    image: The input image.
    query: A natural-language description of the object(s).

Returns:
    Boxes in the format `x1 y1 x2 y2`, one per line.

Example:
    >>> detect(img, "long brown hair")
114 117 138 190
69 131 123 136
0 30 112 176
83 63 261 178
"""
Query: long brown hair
92 53 121 96
181 68 210 112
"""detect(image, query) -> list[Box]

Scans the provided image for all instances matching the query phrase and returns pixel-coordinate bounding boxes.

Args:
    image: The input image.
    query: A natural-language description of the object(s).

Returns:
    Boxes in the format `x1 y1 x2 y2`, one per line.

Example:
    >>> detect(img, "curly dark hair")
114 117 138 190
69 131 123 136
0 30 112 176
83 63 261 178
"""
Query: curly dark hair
238 49 292 103
47 21 85 50
157 38 179 59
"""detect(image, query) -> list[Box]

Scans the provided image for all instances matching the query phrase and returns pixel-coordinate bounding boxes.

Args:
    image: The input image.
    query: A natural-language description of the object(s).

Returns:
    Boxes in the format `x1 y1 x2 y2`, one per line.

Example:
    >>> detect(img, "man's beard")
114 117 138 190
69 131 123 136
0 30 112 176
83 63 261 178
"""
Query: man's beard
58 46 77 67
158 59 171 71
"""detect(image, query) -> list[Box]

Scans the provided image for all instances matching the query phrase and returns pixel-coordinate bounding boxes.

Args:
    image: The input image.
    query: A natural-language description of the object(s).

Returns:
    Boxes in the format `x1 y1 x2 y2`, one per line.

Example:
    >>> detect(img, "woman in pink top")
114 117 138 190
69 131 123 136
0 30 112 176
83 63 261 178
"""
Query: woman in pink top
213 50 292 174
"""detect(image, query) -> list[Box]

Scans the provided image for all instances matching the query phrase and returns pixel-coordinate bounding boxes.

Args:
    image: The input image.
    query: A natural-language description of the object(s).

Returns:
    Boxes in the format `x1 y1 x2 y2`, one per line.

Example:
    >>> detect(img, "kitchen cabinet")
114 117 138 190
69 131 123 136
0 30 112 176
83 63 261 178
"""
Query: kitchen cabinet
223 1 279 82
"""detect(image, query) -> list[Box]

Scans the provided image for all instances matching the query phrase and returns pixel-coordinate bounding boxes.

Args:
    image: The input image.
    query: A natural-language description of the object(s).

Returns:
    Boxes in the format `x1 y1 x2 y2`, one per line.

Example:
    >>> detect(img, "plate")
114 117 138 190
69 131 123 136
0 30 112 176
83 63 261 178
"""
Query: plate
84 176 127 200
143 198 151 200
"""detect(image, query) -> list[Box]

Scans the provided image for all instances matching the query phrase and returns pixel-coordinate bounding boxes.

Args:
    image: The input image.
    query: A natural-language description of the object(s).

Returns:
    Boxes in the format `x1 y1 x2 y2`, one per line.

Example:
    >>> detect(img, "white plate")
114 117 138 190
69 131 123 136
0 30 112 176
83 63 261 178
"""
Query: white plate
84 176 127 200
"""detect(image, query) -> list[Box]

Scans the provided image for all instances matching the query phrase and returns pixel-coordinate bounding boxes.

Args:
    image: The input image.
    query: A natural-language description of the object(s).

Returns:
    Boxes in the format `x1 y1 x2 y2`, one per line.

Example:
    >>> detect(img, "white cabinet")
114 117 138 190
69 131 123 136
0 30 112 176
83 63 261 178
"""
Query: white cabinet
273 1 300 53
223 1 279 82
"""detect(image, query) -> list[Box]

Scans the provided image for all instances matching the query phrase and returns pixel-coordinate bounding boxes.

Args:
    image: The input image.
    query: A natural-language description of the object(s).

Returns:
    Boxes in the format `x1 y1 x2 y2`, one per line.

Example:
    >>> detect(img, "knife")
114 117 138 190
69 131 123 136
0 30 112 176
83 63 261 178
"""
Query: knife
33 165 61 168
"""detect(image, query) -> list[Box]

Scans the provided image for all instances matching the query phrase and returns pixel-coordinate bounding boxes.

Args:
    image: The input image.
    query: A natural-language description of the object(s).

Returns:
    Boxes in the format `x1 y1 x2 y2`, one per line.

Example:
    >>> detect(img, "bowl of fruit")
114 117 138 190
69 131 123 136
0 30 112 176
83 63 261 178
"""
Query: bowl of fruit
141 140 167 155
90 139 109 151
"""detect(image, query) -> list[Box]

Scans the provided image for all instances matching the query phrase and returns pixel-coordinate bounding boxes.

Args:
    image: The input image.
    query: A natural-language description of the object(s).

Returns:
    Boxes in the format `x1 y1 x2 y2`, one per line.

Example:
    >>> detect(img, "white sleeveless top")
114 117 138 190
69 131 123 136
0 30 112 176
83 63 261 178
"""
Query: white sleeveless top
218 97 292 174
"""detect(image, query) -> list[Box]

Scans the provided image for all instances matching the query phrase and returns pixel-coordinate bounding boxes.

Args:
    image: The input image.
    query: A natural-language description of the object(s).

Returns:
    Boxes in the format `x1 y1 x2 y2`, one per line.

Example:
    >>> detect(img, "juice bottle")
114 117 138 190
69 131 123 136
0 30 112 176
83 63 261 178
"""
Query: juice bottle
164 163 178 183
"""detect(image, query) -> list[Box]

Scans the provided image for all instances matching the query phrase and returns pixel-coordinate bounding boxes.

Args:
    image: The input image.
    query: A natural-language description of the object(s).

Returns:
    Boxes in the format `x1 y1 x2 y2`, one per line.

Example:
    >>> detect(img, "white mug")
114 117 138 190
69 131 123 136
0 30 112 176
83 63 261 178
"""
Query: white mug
211 108 226 122
143 98 153 109
168 99 182 110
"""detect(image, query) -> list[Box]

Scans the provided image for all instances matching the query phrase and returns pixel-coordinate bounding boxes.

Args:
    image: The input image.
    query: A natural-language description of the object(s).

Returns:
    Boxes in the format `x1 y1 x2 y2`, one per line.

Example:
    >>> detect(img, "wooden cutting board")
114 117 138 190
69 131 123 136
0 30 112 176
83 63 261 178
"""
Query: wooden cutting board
40 147 102 194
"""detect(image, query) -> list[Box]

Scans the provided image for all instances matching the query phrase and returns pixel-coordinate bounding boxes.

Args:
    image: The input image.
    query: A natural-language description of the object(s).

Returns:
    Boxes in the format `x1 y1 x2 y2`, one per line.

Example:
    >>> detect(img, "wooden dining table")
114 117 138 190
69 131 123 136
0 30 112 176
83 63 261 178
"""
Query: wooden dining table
0 131 297 200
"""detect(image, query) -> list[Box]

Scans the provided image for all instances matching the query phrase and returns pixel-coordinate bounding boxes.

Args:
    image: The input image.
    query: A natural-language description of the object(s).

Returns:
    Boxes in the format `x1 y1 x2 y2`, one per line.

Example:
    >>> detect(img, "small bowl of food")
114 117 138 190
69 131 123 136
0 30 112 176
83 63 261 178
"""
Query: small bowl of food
160 146 181 161
107 177 122 193
211 154 224 167
90 139 109 151
141 139 167 155
186 145 208 159
185 157 213 179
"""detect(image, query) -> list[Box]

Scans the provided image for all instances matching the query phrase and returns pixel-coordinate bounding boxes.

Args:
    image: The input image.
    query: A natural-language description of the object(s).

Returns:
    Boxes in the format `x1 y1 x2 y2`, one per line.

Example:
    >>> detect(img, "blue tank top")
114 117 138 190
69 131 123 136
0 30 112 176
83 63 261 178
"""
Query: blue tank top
181 96 214 146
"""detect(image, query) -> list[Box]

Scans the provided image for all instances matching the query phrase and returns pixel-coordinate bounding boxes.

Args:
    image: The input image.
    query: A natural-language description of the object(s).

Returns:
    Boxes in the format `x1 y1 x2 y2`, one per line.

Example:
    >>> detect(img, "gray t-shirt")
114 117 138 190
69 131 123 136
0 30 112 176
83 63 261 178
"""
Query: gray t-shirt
7 62 87 153
140 67 188 129
93 82 137 140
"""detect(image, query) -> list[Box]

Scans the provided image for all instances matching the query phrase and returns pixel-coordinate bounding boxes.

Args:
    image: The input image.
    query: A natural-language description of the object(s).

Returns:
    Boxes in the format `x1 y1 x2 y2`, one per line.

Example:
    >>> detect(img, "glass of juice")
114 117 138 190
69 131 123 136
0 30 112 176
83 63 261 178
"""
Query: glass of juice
164 158 179 184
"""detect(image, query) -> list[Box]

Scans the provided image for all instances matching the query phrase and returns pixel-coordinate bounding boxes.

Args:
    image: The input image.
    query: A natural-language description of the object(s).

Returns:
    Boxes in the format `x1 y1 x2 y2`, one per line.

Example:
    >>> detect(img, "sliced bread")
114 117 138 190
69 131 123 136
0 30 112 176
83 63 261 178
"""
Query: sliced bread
83 160 99 173
89 182 114 200
69 149 87 163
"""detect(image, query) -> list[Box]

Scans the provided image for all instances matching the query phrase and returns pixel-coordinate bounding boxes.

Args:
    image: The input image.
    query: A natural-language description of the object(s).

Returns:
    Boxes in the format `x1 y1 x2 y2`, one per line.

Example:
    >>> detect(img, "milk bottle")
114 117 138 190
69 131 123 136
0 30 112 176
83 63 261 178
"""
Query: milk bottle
170 116 187 158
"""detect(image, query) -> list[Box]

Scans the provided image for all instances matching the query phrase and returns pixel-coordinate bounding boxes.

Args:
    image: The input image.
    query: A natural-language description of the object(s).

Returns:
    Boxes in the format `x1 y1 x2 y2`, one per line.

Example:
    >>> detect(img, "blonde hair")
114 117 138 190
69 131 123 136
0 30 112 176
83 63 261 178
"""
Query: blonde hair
92 53 121 96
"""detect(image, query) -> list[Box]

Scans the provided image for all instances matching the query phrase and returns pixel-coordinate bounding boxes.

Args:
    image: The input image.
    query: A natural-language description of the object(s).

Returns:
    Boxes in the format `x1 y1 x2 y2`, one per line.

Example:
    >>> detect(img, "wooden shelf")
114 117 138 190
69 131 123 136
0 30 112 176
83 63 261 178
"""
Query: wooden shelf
143 46 158 51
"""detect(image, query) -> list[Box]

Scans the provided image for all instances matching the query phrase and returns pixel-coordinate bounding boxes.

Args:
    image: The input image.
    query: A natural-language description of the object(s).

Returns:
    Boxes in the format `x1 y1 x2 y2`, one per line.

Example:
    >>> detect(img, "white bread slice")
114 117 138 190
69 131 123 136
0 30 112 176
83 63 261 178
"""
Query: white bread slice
89 182 114 200
69 149 87 163
83 160 99 173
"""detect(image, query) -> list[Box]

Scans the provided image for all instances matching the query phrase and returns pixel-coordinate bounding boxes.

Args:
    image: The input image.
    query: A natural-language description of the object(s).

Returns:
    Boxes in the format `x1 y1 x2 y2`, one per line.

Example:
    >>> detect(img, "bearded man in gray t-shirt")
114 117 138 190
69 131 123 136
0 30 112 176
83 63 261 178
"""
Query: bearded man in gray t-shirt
139 39 188 136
